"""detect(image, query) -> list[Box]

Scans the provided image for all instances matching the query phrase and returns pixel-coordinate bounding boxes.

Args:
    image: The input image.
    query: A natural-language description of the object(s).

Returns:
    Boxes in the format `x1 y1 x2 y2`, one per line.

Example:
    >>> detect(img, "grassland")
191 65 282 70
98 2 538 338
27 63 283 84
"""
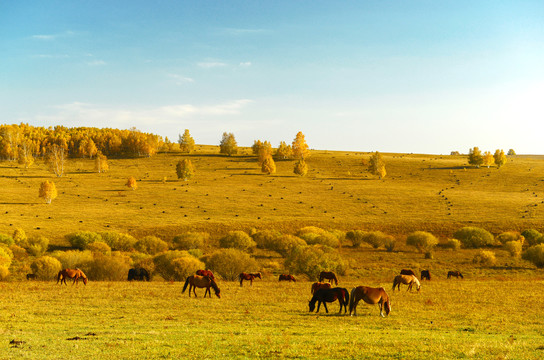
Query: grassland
1 146 543 245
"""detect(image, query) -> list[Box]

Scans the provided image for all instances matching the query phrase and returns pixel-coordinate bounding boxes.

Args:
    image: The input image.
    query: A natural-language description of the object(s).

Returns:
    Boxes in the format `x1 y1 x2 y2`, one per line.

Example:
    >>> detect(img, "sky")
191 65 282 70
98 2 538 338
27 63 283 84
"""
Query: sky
1 1 543 154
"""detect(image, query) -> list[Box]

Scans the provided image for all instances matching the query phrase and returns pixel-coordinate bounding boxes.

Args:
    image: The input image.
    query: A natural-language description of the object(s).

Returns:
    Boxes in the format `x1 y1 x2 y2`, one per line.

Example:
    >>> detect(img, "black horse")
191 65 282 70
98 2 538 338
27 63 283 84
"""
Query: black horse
128 268 150 281
308 287 350 314
421 270 431 281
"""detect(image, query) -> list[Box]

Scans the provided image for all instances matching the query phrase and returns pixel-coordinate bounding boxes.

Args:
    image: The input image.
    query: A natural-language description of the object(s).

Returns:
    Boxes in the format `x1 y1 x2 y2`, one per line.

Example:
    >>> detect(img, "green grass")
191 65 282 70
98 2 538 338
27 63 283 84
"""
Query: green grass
1 278 543 359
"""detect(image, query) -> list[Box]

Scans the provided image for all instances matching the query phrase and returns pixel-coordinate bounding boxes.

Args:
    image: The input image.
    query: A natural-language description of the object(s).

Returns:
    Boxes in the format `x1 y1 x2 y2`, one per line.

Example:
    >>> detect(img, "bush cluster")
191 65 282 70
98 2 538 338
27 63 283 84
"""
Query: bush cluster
473 250 497 266
523 244 544 268
454 227 495 248
31 256 62 280
204 248 258 281
521 229 544 246
284 245 347 280
296 227 341 248
153 250 204 281
172 232 208 250
219 231 256 251
406 231 438 253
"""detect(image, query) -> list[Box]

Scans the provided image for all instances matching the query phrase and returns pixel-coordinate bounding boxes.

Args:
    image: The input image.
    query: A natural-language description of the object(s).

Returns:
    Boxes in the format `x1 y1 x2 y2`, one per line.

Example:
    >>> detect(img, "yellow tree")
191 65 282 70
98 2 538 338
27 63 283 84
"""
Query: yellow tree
482 151 494 168
178 129 195 153
126 176 138 190
261 155 276 175
468 147 483 167
176 159 195 181
95 152 109 173
39 181 57 204
257 141 272 165
294 159 308 176
494 149 507 168
46 144 66 177
17 139 35 168
368 152 386 179
219 132 238 156
276 141 292 159
292 131 309 160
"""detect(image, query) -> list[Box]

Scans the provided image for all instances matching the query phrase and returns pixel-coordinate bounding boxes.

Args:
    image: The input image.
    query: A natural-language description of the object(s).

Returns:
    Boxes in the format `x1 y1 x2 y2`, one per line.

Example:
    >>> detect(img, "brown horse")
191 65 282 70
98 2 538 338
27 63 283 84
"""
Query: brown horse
311 282 332 294
26 273 36 280
238 272 262 287
57 268 88 285
279 274 296 282
196 269 215 280
421 270 431 280
308 287 349 314
349 286 391 317
447 271 463 279
182 275 221 298
318 271 338 285
400 269 416 276
392 274 420 292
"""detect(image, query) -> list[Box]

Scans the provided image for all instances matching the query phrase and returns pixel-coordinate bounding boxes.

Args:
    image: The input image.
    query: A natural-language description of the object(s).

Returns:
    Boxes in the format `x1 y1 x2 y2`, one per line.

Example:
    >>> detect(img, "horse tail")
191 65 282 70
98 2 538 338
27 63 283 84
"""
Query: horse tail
343 288 350 310
349 287 356 314
182 276 190 293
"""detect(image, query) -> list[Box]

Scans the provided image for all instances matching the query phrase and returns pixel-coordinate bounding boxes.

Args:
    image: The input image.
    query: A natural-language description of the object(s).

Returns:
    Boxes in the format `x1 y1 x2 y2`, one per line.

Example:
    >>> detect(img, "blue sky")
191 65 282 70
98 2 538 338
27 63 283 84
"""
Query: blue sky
1 1 543 154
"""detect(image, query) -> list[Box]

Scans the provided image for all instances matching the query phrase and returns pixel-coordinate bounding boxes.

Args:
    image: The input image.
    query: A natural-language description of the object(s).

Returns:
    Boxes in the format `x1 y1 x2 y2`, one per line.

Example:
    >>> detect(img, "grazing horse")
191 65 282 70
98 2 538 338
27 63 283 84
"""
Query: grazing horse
447 271 463 279
57 268 88 285
420 270 431 281
26 273 36 280
349 286 391 317
278 274 296 282
400 269 416 276
182 275 221 298
238 272 262 287
318 271 339 285
308 287 349 314
127 268 150 281
311 282 332 294
392 274 420 292
196 269 215 280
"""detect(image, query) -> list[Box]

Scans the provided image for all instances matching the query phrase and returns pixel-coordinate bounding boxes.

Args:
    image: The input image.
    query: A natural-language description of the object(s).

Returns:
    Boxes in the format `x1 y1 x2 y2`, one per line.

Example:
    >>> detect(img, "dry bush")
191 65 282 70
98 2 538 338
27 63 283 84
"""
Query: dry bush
0 266 9 281
269 235 307 256
134 236 168 255
383 236 396 252
285 245 347 280
521 229 543 246
99 232 137 251
12 228 26 244
31 256 62 280
9 244 27 260
87 241 112 256
66 231 102 250
0 233 14 246
171 257 205 281
406 231 438 252
522 244 544 268
172 232 209 250
445 238 461 251
0 246 13 270
504 241 523 258
497 231 524 245
473 250 497 266
81 253 131 281
252 229 282 249
299 232 340 248
454 227 495 248
24 236 49 257
346 230 366 247
219 231 256 251
52 250 94 269
203 248 258 281
153 250 200 281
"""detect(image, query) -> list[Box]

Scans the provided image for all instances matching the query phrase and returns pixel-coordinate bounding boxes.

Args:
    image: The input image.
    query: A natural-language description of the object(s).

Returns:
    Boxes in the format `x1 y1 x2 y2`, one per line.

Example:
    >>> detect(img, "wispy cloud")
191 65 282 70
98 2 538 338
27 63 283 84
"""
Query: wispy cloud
197 61 227 69
32 54 70 59
86 60 107 66
31 30 77 41
239 62 252 67
168 73 195 84
221 28 269 36
32 34 56 41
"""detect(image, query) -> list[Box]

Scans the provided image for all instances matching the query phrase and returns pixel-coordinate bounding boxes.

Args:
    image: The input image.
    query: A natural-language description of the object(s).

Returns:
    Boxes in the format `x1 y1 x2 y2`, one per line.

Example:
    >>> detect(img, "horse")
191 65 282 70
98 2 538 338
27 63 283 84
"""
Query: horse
318 271 338 285
182 275 221 298
238 272 261 287
392 274 420 292
308 287 349 314
196 269 215 280
447 271 463 279
278 274 296 282
400 269 416 276
57 268 88 285
311 282 332 294
420 270 431 281
349 286 391 317
127 268 150 281
26 273 36 280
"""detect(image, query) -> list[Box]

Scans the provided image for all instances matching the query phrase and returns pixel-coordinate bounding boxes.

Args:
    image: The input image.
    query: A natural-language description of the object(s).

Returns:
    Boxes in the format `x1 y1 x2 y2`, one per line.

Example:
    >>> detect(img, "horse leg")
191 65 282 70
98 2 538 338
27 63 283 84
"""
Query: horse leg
323 302 329 313
193 285 197 297
240 278 243 287
204 287 209 298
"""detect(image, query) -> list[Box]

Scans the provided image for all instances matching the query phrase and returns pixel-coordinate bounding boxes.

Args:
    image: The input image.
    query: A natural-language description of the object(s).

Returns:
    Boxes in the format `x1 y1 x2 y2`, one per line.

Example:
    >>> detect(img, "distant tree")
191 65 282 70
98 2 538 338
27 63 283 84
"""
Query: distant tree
276 141 292 159
368 151 386 179
251 140 263 155
258 141 272 165
450 151 460 156
219 132 238 156
17 139 35 168
493 149 507 168
95 152 109 173
294 159 308 176
261 155 276 175
292 131 310 160
46 144 66 177
507 149 516 156
178 129 195 153
468 147 483 167
126 176 137 190
176 159 195 181
39 181 57 204
482 151 494 168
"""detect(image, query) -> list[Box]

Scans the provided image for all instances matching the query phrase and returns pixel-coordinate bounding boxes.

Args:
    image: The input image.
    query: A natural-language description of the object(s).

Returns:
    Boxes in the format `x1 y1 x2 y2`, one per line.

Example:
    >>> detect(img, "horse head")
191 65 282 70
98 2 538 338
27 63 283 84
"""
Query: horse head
308 299 316 312
256 272 262 279
82 276 88 285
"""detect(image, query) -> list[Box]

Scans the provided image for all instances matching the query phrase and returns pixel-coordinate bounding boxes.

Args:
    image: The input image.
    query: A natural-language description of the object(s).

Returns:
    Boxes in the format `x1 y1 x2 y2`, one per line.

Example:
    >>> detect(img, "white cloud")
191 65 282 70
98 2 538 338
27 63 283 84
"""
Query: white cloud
239 62 252 67
32 34 56 41
197 61 227 68
87 60 106 66
168 73 194 84
31 31 77 41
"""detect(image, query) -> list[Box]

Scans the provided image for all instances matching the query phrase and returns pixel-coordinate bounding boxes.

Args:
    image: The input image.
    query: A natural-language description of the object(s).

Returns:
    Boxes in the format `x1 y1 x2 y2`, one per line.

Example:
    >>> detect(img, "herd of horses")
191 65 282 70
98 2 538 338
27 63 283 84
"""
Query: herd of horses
37 266 464 317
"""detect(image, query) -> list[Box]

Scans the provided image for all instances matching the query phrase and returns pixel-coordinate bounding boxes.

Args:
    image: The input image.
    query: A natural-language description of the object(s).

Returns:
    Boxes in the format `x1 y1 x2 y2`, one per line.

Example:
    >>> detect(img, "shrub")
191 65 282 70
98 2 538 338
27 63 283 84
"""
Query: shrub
81 253 131 281
453 227 495 248
296 226 326 237
362 231 390 249
269 235 307 256
12 228 27 244
473 250 497 266
172 232 209 250
52 250 94 269
0 246 13 269
497 231 524 245
522 244 544 268
66 231 102 250
504 241 523 258
23 236 49 257
134 236 169 255
406 231 439 252
204 248 258 281
9 244 27 260
383 236 396 252
521 229 543 246
87 241 112 256
252 230 282 249
299 232 340 248
171 257 206 281
346 230 366 247
0 266 9 281
31 256 62 280
219 231 256 251
153 250 200 281
0 233 14 246
98 232 137 251
285 245 347 280
445 239 461 251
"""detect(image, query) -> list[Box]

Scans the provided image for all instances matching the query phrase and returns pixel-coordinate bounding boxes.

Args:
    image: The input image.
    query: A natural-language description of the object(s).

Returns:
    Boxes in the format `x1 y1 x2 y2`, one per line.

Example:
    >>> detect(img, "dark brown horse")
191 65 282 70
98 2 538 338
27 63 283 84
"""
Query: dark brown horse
238 272 261 287
57 268 88 285
278 274 296 282
309 287 349 314
447 271 463 279
400 269 416 276
196 269 215 280
420 270 431 281
349 286 391 317
318 271 338 285
26 273 36 280
392 274 420 292
311 282 332 294
182 275 221 298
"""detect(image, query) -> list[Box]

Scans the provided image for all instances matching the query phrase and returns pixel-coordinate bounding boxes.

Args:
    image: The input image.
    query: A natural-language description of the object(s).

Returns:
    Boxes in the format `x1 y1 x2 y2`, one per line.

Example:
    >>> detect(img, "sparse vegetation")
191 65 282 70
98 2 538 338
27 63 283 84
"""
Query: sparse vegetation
453 227 495 248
